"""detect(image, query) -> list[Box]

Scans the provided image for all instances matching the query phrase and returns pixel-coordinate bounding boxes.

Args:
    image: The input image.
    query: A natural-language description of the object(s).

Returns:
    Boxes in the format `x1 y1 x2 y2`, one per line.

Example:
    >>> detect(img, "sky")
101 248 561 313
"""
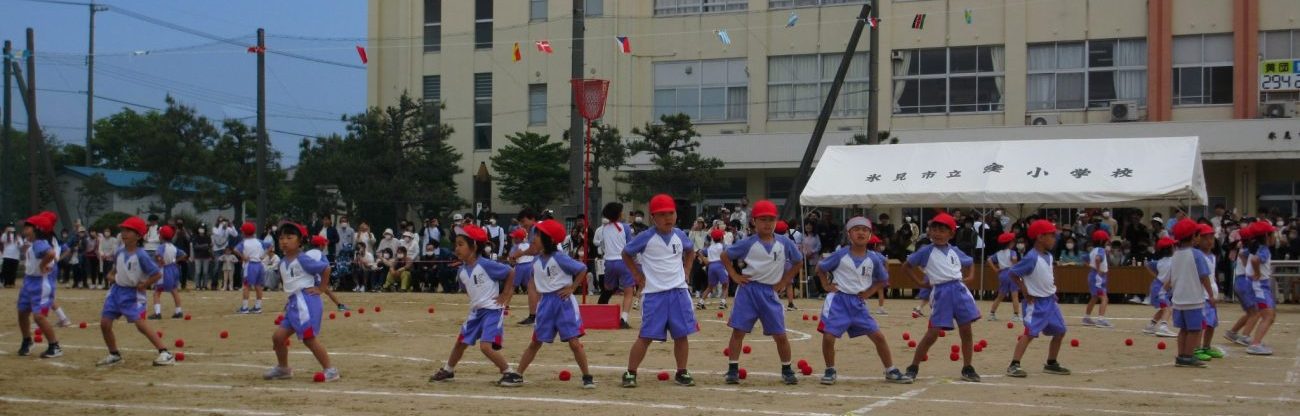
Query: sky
1 0 367 166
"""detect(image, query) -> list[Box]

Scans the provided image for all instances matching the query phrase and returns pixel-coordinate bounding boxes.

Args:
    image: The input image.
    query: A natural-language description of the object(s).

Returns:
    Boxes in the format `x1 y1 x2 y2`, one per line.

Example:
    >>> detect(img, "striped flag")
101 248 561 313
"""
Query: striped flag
512 42 522 62
615 36 631 54
535 40 553 54
911 14 926 29
867 16 879 28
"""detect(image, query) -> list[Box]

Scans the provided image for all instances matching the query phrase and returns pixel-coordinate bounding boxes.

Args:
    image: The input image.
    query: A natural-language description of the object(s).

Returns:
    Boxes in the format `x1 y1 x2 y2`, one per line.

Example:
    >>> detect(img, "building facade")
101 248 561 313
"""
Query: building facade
368 0 1300 218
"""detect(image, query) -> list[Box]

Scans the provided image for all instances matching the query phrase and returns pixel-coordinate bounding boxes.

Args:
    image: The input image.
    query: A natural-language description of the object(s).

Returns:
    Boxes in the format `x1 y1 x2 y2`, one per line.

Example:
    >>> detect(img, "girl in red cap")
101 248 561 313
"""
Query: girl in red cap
1194 224 1225 361
697 228 729 310
514 220 594 388
620 194 699 387
98 216 174 367
1242 221 1277 356
15 212 62 358
987 232 1021 323
1144 238 1178 338
1082 230 1114 328
902 212 981 382
428 224 521 387
1166 220 1215 368
148 225 188 320
234 222 272 314
263 222 339 382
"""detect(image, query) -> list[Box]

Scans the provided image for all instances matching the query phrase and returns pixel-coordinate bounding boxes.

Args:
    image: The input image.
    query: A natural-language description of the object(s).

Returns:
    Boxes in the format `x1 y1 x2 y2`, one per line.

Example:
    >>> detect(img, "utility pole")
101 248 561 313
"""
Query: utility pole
85 2 107 166
780 4 871 221
3 40 12 220
865 0 880 144
566 0 584 220
18 28 73 228
255 28 267 228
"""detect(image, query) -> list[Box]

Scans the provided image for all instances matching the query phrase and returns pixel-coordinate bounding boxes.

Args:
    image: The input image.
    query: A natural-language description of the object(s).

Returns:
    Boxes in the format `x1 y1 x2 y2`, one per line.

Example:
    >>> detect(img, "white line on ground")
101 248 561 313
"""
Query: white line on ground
1191 379 1296 387
970 381 1300 403
850 386 928 414
700 386 1184 415
0 395 287 415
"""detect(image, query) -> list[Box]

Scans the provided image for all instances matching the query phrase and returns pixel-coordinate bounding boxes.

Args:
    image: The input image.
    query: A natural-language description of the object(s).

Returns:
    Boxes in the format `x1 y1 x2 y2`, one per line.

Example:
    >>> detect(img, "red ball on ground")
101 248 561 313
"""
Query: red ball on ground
716 312 724 318
1070 339 1080 347
358 308 365 314
428 307 435 314
978 339 988 347
79 322 87 329
950 352 960 361
657 371 670 381
907 340 917 348
344 311 351 318
802 314 810 321
950 344 959 353
973 345 984 353
314 372 326 382
902 332 911 341
559 370 572 381
33 334 42 343
329 313 336 320
175 352 185 361
738 368 748 379
723 347 732 356
1125 338 1134 346
811 315 819 321
800 366 812 376
797 359 809 369
220 330 229 339
175 339 185 348
184 314 192 321
34 328 42 336
938 330 946 337
1157 341 1167 350
274 318 283 326
277 314 285 321
374 306 382 313
742 345 752 354
1007 322 1014 329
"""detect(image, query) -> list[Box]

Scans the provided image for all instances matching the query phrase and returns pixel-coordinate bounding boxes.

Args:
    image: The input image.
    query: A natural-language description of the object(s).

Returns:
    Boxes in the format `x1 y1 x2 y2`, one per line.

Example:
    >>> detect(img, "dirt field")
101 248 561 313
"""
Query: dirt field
0 287 1296 416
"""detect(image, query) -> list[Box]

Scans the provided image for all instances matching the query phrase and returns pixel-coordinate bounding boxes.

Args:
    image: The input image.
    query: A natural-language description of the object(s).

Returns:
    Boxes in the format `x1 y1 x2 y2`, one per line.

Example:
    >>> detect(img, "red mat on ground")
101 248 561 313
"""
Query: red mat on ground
579 304 621 330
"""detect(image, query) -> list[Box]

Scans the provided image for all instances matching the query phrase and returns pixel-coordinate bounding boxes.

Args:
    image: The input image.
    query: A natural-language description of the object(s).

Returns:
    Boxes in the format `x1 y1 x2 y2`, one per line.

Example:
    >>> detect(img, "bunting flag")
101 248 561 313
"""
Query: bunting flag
786 12 799 28
246 46 265 54
535 40 553 54
512 42 522 61
911 14 926 29
867 16 879 28
715 30 731 46
615 36 631 54
355 45 368 64
964 9 973 24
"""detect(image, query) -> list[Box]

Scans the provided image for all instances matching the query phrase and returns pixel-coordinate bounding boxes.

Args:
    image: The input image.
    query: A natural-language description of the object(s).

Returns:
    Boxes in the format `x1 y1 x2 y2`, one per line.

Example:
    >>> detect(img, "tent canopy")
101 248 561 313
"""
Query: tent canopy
799 137 1207 208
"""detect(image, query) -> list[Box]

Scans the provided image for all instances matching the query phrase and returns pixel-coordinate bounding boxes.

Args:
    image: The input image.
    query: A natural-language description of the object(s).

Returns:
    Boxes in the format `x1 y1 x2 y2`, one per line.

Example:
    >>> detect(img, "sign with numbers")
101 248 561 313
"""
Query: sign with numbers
1260 59 1300 92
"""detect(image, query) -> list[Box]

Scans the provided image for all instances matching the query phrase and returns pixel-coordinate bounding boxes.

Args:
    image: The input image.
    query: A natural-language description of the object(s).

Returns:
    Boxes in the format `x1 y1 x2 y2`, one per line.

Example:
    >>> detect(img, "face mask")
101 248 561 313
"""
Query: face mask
382 253 391 259
1276 220 1284 227
1103 212 1111 218
634 217 644 224
397 253 405 259
340 222 348 227
425 249 434 255
1015 243 1025 250
1066 243 1075 250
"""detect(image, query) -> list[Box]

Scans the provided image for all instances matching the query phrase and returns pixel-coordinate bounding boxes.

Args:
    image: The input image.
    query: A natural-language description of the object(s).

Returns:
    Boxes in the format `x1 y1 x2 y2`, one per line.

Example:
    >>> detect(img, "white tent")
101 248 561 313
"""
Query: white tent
800 137 1207 208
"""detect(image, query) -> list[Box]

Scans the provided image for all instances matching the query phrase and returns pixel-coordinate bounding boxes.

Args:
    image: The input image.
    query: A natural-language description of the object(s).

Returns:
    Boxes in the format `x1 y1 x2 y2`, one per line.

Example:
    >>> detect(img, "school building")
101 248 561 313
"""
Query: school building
367 0 1300 219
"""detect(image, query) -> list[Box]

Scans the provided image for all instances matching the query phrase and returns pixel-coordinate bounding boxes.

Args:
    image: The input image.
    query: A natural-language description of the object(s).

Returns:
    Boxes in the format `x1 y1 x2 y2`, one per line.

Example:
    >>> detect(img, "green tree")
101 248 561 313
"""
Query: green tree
617 114 723 203
0 127 80 222
197 119 285 222
91 96 217 218
74 172 113 220
491 132 568 211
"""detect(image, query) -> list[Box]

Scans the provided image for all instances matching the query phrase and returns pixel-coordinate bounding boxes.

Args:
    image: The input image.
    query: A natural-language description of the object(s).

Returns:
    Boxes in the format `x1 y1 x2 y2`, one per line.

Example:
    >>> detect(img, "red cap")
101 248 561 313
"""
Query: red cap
119 216 147 236
462 224 489 243
775 220 789 234
535 220 566 243
1238 224 1254 239
709 229 724 241
311 235 328 248
1172 220 1200 240
510 228 527 240
1027 220 1057 240
1156 237 1176 250
23 214 53 234
159 225 175 241
929 213 957 231
649 194 676 215
1197 224 1214 237
1091 230 1110 243
1250 220 1277 236
38 211 57 224
240 222 257 236
751 200 778 219
868 235 882 245
996 232 1015 245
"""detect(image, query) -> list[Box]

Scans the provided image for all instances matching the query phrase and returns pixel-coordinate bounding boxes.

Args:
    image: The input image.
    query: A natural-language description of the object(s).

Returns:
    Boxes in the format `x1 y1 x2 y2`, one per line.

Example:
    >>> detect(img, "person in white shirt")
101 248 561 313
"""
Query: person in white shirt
620 194 699 387
2 223 22 288
97 227 118 290
233 222 272 314
97 216 174 367
720 200 804 385
377 229 397 259
512 219 594 388
143 215 161 254
355 222 376 257
1004 220 1072 378
593 203 637 327
1165 221 1215 368
426 224 519 386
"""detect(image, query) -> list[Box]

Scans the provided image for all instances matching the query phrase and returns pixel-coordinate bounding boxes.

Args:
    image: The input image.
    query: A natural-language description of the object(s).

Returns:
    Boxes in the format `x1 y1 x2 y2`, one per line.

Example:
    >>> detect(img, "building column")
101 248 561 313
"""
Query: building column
1147 0 1173 122
1233 0 1261 119
1233 160 1258 215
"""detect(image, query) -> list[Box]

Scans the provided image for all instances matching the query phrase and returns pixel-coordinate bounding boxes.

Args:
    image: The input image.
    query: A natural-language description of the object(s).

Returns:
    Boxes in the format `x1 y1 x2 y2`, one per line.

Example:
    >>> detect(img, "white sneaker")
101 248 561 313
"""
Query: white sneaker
322 367 340 382
1235 335 1253 346
1155 323 1178 338
57 318 73 328
1222 331 1239 344
876 308 888 316
263 366 293 380
1246 344 1274 356
1128 295 1144 304
153 351 176 366
96 354 123 367
632 300 639 311
988 312 999 322
1010 315 1022 323
1094 317 1114 328
1081 317 1095 326
1142 323 1157 335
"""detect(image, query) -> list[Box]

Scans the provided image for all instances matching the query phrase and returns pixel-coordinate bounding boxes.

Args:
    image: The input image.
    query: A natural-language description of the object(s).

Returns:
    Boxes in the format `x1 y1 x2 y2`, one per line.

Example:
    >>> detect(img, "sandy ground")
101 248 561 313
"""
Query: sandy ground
0 286 1296 416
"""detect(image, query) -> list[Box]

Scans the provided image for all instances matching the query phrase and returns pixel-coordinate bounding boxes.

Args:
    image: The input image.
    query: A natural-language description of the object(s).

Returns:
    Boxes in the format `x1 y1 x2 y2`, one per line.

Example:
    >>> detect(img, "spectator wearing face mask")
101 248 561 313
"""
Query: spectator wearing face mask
1057 237 1084 265
1 223 20 288
337 216 356 255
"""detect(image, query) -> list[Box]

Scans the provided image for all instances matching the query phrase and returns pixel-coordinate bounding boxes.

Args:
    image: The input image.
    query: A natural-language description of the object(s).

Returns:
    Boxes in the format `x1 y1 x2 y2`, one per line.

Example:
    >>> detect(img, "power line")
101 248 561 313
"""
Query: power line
35 87 162 110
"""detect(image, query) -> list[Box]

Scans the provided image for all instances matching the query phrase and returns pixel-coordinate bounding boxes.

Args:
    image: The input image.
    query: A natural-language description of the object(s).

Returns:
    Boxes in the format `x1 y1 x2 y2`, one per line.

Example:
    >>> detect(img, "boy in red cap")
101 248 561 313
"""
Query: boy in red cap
149 225 188 320
1224 224 1260 347
234 222 272 314
903 212 981 382
1145 237 1178 338
264 223 340 382
774 220 800 311
1005 220 1071 378
506 209 540 326
1242 221 1277 356
1194 224 1224 361
697 228 729 310
514 219 595 388
15 212 63 358
98 216 174 367
1082 230 1114 328
307 235 349 312
720 200 804 385
620 194 699 387
1166 220 1215 368
987 232 1021 323
429 224 521 387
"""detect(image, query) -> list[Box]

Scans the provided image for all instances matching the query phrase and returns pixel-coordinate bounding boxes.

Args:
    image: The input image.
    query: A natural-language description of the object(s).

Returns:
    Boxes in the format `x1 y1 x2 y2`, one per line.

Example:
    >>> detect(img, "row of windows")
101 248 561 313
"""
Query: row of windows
424 73 548 150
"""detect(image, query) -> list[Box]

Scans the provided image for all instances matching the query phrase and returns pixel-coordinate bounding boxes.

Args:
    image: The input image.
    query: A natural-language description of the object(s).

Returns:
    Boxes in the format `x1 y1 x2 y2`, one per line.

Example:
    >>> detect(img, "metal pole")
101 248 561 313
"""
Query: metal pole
567 0 584 219
25 30 38 214
779 4 871 221
865 0 880 144
2 40 12 219
85 3 107 166
256 28 267 228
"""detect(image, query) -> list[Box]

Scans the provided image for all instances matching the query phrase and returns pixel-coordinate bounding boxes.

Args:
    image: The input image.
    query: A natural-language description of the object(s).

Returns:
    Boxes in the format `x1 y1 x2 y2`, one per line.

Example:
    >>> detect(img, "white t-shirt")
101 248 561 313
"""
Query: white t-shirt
817 248 888 295
623 228 693 294
706 242 725 263
458 258 512 311
114 248 159 287
596 222 633 261
1168 247 1211 309
530 252 588 294
1 231 21 259
906 244 974 285
235 238 268 265
1008 249 1056 298
1089 247 1109 274
280 252 329 293
725 234 803 285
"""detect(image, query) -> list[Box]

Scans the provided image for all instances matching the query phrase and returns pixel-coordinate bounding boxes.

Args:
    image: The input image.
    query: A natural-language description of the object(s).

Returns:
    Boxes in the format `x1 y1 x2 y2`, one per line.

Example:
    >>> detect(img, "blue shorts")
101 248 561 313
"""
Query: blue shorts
1202 301 1218 328
101 284 146 323
514 262 534 289
1088 272 1107 297
996 272 1019 295
639 288 698 341
280 292 324 340
728 282 786 336
916 287 932 300
818 292 879 338
1233 275 1257 311
155 266 180 292
602 259 635 291
927 281 981 330
1149 280 1169 309
707 262 729 287
243 262 265 288
1022 296 1067 338
1252 280 1276 310
1172 308 1205 332
17 275 55 315
533 292 584 343
458 308 505 348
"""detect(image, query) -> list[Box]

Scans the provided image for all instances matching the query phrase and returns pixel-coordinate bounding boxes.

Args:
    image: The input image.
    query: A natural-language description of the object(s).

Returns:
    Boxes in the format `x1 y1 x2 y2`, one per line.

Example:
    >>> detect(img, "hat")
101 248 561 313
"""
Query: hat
310 235 328 247
453 213 464 221
38 211 57 225
240 222 256 236
279 222 308 238
709 229 724 241
649 194 676 215
1250 220 1277 236
751 200 778 219
23 214 53 234
159 225 175 241
868 235 882 245
535 220 566 243
844 216 873 231
1156 237 1176 250
383 228 394 236
775 220 789 234
929 213 957 230
119 216 147 236
1091 230 1110 243
996 232 1015 245
1172 220 1200 240
1197 224 1214 237
1027 220 1057 240
462 224 489 243
1238 223 1254 239
1151 215 1164 224
403 231 416 239
510 228 526 240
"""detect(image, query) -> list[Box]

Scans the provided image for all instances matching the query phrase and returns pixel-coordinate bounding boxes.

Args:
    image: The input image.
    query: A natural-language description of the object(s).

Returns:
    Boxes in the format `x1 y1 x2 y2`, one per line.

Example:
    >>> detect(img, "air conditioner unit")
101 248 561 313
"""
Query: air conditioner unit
1026 113 1060 126
1260 101 1297 118
891 50 905 61
1110 100 1140 122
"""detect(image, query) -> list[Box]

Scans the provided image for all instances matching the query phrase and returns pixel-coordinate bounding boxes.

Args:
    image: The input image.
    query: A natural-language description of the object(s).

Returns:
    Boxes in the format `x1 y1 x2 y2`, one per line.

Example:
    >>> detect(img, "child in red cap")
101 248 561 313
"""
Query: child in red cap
15 212 62 358
429 224 521 387
264 223 339 382
234 222 272 314
987 232 1021 323
774 220 800 311
149 225 188 320
1145 238 1178 338
514 219 595 388
697 228 729 310
1194 224 1224 361
620 194 699 387
1167 220 1215 368
98 216 174 367
307 235 349 312
1242 221 1277 356
1005 220 1072 378
1082 230 1114 328
903 212 981 382
721 200 805 385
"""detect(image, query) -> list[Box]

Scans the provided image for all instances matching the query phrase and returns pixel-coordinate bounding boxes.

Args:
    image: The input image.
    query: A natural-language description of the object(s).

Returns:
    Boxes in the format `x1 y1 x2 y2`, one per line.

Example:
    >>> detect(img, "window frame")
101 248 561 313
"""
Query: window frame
475 0 493 50
892 45 1006 115
652 58 749 123
1172 33 1234 107
474 73 493 150
528 83 547 126
768 0 866 10
1258 29 1300 102
423 0 441 53
1026 38 1148 112
653 0 747 17
767 52 870 120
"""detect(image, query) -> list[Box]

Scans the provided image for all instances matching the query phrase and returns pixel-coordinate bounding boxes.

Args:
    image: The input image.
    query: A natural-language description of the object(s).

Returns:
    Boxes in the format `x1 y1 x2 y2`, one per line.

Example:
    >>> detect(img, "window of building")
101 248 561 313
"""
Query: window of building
1172 34 1233 106
1258 181 1300 218
528 84 547 126
768 53 869 119
769 0 865 9
530 0 547 21
423 0 441 53
893 45 1005 114
475 0 493 50
474 73 492 150
422 75 441 104
653 58 748 122
653 0 747 16
766 177 793 201
1259 30 1300 102
1027 39 1147 111
585 0 603 16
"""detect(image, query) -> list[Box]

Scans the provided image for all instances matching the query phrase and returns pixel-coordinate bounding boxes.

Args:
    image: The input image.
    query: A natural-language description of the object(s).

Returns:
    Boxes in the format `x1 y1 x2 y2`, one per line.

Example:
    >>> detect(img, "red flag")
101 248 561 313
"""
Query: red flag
246 46 265 54
512 42 522 62
615 36 631 54
355 45 368 64
535 40 553 54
